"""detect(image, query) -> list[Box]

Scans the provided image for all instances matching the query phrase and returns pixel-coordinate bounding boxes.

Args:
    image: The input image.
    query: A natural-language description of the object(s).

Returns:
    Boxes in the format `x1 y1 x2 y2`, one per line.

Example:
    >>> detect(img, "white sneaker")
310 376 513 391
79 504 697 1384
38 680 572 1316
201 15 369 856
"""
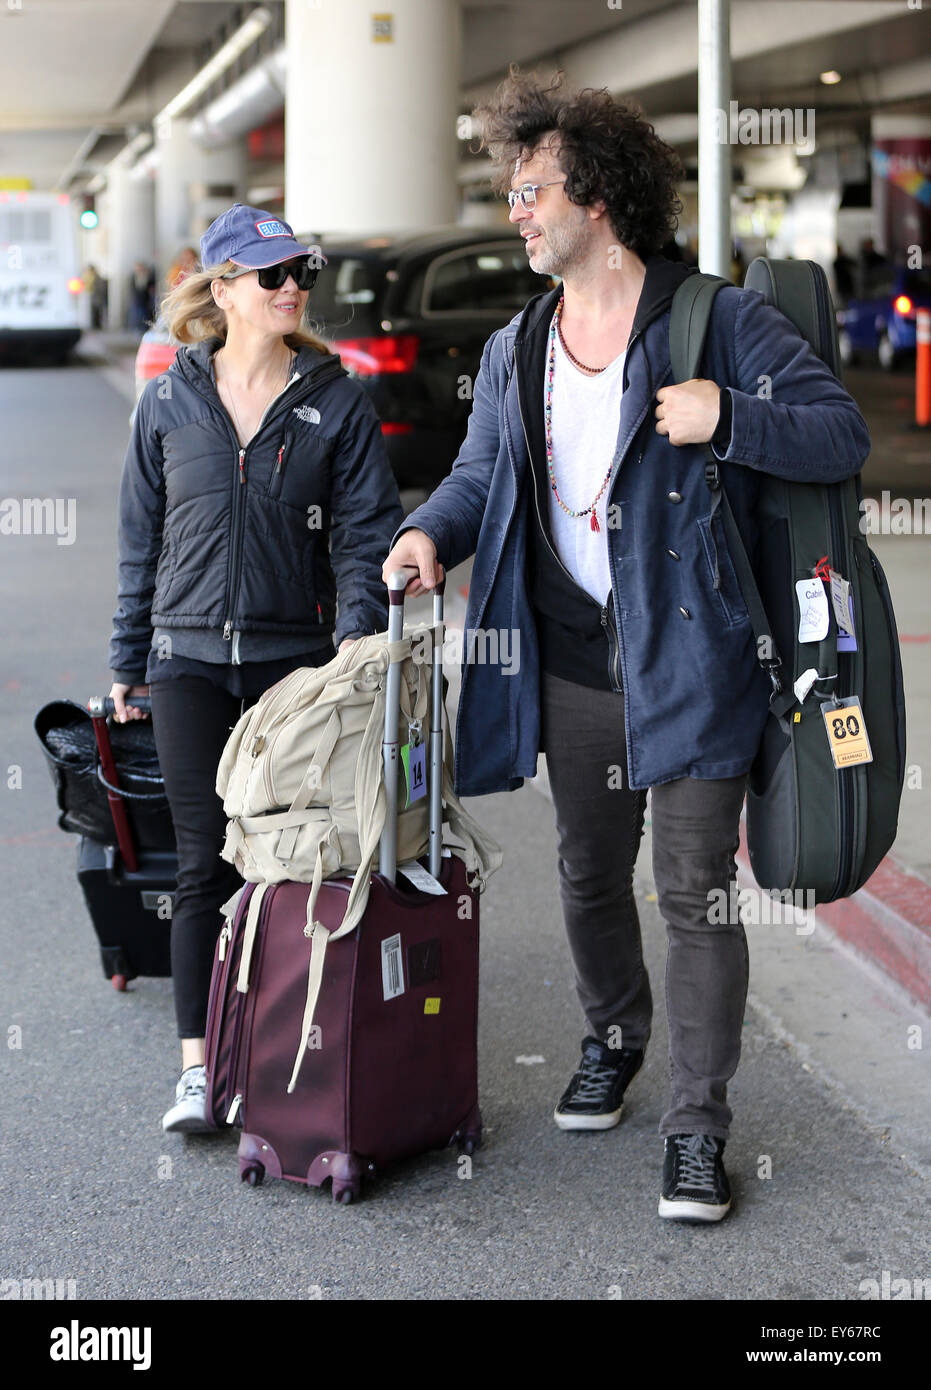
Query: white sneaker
162 1065 213 1133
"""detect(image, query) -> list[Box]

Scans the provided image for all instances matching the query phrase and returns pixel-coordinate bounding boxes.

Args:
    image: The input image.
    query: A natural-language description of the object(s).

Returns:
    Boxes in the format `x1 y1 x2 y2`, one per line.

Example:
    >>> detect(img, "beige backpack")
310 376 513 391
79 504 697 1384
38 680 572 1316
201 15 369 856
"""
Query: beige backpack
216 624 501 973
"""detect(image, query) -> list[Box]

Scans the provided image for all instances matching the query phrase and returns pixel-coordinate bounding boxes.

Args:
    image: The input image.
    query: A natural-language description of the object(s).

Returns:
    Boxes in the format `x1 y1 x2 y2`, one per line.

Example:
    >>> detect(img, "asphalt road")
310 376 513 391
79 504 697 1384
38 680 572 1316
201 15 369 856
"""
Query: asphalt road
0 357 927 1303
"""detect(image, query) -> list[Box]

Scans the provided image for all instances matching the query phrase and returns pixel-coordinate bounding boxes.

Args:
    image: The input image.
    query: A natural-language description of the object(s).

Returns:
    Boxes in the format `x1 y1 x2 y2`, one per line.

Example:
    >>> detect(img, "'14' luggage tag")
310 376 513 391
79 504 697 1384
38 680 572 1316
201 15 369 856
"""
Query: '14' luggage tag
400 720 427 808
822 696 873 769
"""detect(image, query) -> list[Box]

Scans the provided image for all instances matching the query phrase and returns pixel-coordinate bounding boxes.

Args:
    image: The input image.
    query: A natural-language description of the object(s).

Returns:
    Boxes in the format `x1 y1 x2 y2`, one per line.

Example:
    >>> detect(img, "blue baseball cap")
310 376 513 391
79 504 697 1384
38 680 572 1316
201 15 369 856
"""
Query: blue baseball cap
200 203 326 270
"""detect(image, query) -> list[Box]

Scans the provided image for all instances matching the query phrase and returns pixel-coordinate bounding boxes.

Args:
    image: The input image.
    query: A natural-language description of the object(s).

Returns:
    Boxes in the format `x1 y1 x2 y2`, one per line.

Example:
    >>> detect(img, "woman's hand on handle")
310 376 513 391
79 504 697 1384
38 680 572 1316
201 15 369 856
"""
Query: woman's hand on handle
109 683 151 722
381 530 444 598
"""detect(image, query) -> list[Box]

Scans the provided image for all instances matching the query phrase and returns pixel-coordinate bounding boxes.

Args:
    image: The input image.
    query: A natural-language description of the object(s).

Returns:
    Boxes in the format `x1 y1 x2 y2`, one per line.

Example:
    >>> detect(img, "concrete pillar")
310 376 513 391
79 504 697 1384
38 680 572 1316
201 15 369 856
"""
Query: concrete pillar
99 160 155 330
284 0 460 234
697 0 732 278
154 116 245 283
871 115 931 264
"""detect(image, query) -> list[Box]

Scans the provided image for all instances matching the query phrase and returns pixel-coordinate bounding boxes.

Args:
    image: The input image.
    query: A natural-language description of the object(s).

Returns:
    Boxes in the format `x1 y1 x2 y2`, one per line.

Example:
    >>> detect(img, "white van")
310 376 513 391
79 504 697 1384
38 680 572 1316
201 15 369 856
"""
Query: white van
0 191 85 361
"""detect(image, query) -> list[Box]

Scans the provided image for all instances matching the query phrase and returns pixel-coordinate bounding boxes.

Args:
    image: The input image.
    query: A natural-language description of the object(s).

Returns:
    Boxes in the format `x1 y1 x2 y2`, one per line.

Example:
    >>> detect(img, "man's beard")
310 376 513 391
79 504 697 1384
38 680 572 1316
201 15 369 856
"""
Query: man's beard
526 210 591 279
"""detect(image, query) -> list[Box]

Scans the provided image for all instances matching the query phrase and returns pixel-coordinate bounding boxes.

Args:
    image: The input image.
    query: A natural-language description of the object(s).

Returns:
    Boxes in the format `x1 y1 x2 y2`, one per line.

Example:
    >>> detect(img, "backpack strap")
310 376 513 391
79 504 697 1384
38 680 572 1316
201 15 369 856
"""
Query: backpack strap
669 273 792 721
285 639 434 1092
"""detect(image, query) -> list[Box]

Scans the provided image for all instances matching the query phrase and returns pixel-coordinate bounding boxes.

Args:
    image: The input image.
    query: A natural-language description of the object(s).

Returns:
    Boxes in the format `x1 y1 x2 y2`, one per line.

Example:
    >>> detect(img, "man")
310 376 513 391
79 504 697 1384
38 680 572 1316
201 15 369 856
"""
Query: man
382 72 869 1222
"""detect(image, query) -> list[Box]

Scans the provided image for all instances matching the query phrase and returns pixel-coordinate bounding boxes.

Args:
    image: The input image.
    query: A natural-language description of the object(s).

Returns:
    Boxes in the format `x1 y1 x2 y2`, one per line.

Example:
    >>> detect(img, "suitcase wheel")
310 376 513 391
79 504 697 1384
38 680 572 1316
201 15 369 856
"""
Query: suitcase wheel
241 1162 265 1187
332 1181 358 1205
459 1126 483 1157
111 974 128 992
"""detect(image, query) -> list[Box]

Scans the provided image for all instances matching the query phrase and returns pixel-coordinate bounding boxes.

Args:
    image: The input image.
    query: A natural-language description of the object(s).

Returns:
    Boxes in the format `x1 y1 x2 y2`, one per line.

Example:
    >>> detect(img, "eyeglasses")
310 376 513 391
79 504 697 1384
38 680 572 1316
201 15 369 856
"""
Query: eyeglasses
223 256 320 291
507 180 566 212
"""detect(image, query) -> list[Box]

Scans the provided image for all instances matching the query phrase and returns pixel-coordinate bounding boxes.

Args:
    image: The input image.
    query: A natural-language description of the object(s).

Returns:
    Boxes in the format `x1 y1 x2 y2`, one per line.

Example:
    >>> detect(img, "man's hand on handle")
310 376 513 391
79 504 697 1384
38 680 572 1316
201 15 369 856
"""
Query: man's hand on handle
109 683 151 722
382 530 445 597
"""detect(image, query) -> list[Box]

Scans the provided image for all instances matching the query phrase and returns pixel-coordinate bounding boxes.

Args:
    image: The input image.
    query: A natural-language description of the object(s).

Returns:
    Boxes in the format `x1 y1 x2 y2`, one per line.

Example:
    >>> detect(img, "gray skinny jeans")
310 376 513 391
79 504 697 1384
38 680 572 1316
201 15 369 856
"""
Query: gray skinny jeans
541 671 748 1139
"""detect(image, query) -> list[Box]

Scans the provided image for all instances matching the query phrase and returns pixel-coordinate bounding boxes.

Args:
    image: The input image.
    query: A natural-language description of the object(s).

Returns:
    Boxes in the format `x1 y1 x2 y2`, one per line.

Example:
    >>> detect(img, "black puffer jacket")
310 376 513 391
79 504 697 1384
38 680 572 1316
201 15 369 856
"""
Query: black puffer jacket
109 337 403 684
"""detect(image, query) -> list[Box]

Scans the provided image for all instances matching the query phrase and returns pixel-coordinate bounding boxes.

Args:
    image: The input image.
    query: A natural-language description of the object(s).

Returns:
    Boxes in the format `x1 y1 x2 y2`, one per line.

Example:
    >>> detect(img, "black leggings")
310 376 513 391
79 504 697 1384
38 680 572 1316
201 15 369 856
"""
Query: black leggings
150 661 329 1038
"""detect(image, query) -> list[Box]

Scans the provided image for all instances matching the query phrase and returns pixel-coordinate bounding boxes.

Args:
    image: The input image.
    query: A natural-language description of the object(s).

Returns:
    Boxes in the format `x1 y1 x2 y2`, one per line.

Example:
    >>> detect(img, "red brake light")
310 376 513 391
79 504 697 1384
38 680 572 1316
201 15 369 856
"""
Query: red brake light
335 335 419 375
136 342 178 378
894 294 913 316
380 422 413 435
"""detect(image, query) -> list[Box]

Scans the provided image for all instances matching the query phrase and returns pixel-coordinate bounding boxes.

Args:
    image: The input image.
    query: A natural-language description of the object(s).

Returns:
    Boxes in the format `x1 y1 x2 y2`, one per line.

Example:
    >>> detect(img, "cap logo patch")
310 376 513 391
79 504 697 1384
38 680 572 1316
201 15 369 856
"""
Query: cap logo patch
255 219 290 238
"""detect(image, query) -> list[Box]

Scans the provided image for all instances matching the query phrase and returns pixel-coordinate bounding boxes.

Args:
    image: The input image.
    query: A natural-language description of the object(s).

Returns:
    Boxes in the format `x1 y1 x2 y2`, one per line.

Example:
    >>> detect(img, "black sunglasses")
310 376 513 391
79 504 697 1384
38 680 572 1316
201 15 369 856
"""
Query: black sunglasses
225 257 320 292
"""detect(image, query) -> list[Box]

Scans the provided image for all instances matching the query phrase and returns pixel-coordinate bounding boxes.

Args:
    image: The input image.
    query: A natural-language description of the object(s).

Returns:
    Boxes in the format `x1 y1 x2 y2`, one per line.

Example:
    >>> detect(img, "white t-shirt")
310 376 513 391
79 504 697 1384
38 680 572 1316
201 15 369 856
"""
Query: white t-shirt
546 327 626 605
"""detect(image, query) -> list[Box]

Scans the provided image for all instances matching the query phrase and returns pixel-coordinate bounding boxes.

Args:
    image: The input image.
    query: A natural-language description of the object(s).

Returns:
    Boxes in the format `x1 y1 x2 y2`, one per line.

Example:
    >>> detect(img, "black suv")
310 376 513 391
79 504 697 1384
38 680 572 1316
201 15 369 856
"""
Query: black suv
304 227 554 489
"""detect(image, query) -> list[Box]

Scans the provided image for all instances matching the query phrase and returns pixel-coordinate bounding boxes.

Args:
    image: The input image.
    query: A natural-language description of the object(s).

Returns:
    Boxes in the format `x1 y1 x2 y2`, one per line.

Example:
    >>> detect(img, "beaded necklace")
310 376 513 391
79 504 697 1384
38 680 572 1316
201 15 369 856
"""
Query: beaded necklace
545 297 617 534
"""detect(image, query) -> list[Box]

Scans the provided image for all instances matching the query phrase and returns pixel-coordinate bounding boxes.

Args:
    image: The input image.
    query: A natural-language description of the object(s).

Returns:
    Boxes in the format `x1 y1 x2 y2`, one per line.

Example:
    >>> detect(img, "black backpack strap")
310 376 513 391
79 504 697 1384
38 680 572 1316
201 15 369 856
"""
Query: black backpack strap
669 273 790 716
669 272 729 384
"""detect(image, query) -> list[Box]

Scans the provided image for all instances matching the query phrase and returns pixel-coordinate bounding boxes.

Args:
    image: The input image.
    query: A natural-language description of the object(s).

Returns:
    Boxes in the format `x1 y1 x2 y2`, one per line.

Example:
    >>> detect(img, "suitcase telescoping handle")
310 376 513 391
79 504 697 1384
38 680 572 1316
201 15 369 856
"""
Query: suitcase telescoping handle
380 568 446 884
85 695 151 873
90 696 153 717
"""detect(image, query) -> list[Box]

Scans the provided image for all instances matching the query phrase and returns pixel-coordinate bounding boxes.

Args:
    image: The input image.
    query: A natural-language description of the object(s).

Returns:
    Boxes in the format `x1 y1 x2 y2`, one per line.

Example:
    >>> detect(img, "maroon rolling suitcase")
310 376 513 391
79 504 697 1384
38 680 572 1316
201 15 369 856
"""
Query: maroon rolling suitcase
204 572 483 1202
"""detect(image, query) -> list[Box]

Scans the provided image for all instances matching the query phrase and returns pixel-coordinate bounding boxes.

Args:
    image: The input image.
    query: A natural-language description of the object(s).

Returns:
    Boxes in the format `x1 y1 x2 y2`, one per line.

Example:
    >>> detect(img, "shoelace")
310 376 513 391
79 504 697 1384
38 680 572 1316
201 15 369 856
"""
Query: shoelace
571 1055 622 1104
672 1134 719 1192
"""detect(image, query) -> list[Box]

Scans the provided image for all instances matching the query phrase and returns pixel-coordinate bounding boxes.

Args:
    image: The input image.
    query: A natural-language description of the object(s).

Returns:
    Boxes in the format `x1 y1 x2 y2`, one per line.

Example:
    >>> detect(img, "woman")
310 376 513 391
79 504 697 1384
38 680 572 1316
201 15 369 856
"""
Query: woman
108 204 403 1132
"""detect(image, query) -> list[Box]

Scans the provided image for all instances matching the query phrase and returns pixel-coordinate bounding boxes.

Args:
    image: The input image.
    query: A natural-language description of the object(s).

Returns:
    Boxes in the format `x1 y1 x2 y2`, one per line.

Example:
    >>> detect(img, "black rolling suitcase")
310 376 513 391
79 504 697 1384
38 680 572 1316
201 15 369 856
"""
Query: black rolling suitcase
35 696 176 988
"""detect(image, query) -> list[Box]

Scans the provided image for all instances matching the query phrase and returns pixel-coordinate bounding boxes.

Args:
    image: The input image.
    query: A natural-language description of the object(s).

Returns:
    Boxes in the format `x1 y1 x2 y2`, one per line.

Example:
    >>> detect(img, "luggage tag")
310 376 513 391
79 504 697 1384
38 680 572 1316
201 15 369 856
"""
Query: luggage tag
836 594 857 652
397 860 447 895
829 569 853 635
793 667 820 704
399 719 427 808
822 696 873 769
796 578 829 643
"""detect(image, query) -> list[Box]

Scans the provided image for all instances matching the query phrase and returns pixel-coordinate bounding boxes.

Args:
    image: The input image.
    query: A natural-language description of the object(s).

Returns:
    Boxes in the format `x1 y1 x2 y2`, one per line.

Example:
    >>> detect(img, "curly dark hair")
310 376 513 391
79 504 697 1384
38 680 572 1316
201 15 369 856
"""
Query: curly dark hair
473 68 683 261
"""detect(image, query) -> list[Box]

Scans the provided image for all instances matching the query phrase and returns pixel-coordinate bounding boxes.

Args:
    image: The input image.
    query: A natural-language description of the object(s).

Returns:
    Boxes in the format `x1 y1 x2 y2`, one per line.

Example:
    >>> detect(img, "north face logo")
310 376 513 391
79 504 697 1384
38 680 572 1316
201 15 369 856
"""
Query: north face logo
293 405 321 425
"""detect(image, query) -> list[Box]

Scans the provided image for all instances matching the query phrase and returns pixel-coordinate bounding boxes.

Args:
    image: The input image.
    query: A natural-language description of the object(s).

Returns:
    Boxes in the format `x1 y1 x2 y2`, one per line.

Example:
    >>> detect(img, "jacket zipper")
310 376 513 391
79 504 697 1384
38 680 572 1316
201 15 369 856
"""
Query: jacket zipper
221 445 247 661
192 361 307 655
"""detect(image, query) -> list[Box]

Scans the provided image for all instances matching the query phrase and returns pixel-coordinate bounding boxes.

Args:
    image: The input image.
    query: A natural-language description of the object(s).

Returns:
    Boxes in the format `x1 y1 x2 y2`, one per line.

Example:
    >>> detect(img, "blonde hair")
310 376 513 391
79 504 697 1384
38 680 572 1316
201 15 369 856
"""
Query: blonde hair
159 259 329 355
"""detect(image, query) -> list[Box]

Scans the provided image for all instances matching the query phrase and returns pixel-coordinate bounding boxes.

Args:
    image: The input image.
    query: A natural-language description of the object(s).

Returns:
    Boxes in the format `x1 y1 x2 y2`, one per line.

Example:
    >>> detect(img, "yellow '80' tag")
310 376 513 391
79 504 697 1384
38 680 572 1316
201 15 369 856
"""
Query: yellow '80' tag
822 696 873 769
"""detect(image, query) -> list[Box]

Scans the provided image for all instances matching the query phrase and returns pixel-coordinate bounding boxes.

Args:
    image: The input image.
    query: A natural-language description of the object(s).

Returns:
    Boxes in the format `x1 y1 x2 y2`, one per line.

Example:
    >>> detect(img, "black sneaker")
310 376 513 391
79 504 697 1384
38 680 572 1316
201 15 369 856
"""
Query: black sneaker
553 1036 644 1131
658 1133 731 1222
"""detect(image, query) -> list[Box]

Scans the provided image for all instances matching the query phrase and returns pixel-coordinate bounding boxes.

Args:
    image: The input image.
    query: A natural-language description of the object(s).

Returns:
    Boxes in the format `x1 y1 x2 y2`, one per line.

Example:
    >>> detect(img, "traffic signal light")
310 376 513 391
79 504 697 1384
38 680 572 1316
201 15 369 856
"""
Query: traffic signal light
79 194 98 230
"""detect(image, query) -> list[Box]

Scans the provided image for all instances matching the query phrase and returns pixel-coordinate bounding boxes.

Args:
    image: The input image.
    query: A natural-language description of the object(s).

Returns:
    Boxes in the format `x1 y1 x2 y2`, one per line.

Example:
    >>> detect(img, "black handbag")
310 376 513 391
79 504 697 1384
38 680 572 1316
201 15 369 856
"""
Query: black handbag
35 700 176 852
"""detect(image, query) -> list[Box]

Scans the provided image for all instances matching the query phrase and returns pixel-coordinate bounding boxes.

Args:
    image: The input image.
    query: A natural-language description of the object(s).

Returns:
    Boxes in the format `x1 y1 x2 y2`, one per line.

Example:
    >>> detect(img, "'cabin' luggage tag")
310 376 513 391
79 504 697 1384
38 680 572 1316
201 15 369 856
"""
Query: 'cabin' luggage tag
796 578 829 642
822 696 873 769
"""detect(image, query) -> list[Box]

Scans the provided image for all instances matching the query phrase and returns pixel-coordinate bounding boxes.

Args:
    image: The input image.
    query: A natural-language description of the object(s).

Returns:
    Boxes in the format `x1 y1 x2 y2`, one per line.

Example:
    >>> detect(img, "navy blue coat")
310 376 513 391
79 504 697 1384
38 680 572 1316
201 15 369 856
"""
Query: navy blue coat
397 258 871 795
